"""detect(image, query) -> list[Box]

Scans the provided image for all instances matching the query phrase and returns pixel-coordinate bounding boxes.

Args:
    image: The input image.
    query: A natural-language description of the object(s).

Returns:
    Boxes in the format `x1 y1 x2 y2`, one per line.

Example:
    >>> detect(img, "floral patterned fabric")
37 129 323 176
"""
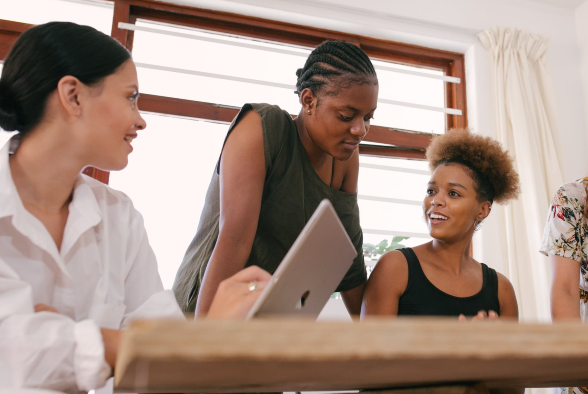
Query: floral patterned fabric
540 178 588 321
540 179 587 394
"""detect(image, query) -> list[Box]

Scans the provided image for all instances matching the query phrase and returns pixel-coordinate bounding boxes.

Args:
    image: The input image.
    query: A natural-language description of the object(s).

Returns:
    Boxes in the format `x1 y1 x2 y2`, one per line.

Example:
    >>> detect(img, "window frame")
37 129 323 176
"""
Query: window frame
111 0 467 155
0 0 467 184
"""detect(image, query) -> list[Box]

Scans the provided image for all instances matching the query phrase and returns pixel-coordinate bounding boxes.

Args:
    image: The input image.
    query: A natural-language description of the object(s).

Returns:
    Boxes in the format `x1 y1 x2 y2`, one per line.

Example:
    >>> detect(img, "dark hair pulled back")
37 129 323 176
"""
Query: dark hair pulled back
295 40 377 97
0 22 131 135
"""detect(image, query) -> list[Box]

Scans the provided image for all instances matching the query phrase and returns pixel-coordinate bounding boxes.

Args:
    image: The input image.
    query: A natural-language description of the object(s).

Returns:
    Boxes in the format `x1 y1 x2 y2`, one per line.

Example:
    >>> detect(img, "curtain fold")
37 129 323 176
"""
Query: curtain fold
478 27 564 323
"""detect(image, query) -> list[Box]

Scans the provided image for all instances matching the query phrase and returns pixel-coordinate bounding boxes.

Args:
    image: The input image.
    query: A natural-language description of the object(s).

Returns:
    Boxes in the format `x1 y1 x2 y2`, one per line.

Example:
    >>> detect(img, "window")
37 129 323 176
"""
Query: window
105 1 466 294
0 0 467 308
0 0 113 34
108 114 227 288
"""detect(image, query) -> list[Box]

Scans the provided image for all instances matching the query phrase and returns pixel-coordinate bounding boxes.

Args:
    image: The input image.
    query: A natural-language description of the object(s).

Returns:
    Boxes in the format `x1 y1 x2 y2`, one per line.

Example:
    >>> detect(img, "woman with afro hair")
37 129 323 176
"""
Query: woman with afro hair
362 128 520 320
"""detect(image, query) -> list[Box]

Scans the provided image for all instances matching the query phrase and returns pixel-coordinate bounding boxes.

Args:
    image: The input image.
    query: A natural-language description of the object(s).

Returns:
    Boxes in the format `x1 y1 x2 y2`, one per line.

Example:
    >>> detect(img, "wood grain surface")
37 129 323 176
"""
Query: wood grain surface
114 318 588 393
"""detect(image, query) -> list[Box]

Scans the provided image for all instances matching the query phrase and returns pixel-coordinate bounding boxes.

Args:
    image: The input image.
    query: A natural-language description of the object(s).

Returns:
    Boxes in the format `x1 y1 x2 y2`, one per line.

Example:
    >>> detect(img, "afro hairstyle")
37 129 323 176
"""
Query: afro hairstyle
425 128 520 204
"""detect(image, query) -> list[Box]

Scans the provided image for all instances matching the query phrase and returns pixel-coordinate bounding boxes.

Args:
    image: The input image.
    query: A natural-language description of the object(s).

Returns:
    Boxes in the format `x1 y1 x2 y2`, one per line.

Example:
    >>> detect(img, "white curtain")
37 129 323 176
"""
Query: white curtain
478 27 564 323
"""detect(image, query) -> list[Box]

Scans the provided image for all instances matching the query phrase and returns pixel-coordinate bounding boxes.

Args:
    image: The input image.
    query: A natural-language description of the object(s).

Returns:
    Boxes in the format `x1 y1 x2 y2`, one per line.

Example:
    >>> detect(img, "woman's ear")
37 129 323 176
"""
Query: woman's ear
56 75 83 117
477 201 492 222
299 88 316 113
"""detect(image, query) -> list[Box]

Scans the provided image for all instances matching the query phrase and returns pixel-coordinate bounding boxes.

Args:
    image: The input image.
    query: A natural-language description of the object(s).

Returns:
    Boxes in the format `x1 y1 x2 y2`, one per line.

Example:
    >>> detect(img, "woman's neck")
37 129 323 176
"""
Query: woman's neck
425 236 474 274
294 113 330 169
9 127 83 213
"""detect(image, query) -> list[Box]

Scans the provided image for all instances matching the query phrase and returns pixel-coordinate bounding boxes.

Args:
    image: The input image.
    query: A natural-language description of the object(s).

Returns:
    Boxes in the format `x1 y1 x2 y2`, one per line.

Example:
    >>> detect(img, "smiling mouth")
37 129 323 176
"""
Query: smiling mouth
124 136 135 143
428 212 449 221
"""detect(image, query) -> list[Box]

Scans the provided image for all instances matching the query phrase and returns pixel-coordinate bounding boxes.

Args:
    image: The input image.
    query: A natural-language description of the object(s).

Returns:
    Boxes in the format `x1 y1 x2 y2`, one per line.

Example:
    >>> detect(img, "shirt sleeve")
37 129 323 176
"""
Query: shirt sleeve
0 260 111 392
120 208 185 328
540 184 585 262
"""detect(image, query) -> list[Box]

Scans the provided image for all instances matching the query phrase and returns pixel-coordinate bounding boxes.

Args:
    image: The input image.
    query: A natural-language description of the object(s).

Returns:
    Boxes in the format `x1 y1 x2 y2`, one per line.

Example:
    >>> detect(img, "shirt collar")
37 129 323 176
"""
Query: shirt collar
60 174 103 257
0 136 103 261
0 136 20 220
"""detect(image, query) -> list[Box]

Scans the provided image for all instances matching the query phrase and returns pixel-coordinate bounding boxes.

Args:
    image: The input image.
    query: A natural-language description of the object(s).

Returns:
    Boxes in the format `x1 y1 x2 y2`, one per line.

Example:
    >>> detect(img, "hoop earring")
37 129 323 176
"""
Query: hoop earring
307 109 311 115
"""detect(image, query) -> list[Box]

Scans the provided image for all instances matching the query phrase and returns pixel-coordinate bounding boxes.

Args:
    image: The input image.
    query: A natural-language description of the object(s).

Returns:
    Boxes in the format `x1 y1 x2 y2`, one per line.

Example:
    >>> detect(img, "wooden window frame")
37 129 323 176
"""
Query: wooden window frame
0 0 467 184
110 0 467 156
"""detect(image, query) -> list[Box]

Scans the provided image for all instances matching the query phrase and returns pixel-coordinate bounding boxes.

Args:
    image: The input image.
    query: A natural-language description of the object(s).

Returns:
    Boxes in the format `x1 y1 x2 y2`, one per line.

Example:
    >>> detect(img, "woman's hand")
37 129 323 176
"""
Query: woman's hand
34 304 58 313
207 266 272 320
100 328 121 369
458 310 499 321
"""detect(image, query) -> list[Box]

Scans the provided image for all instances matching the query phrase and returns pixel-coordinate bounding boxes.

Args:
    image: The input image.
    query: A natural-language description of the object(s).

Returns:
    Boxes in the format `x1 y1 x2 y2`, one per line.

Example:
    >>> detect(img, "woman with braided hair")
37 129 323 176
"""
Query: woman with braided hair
362 128 520 321
173 40 379 317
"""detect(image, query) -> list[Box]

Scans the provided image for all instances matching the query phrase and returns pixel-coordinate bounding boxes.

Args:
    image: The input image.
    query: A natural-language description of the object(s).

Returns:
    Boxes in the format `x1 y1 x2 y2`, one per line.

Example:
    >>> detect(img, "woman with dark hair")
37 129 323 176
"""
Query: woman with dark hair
540 179 588 394
172 40 379 317
0 22 270 393
362 128 520 320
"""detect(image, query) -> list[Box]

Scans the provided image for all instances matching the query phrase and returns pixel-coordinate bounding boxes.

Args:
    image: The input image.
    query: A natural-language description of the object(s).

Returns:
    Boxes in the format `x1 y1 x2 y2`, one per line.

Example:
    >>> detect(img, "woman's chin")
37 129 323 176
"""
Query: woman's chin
88 159 129 173
332 148 356 161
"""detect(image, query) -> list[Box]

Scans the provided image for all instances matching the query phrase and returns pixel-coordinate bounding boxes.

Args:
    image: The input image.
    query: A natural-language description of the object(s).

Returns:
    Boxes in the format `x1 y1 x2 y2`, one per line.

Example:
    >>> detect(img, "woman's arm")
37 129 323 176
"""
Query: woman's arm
341 282 366 318
549 254 581 320
496 272 519 320
360 251 408 318
196 110 267 316
339 150 369 317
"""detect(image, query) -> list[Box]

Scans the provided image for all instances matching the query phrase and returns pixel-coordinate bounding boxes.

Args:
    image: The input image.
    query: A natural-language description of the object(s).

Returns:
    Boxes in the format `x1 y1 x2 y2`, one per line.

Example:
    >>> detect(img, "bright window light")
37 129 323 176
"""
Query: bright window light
108 113 227 289
131 20 448 133
0 0 114 34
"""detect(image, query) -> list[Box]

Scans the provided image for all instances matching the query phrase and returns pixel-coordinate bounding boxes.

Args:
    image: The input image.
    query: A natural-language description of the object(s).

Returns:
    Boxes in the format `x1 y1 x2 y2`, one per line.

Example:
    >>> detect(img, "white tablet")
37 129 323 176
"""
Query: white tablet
246 199 358 319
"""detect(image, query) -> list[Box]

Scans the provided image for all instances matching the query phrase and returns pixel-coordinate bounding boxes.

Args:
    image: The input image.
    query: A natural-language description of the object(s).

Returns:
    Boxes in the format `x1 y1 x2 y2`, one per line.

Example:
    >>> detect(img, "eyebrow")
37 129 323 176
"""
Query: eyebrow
341 105 377 113
427 181 467 190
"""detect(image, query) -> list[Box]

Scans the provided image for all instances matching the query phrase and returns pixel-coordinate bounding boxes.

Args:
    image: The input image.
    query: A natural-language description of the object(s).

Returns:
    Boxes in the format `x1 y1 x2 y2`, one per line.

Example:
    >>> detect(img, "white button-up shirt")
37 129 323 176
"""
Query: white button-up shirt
0 138 184 393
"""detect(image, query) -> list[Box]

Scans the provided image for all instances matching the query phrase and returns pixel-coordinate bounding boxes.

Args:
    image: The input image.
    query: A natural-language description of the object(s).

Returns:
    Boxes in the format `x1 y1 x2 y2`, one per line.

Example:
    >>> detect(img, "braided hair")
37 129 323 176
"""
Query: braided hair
295 40 377 97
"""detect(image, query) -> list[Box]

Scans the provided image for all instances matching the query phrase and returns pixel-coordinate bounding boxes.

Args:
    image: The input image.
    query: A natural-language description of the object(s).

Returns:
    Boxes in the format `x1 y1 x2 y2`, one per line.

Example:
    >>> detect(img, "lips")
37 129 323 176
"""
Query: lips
342 140 360 151
124 134 137 152
428 211 449 224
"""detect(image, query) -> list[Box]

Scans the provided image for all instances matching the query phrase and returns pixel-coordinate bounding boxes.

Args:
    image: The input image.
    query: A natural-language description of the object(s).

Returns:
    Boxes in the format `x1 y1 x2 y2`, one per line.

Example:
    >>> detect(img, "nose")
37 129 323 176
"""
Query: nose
350 119 368 139
136 112 147 131
431 195 446 207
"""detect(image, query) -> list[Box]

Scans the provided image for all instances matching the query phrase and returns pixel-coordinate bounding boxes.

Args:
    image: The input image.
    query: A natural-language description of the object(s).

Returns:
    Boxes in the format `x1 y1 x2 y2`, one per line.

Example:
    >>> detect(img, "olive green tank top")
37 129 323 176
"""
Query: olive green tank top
172 103 367 313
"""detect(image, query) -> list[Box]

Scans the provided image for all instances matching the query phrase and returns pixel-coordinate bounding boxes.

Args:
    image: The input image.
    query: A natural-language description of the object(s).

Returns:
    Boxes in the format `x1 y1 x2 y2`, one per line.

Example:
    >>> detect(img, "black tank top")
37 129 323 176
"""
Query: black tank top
397 248 500 317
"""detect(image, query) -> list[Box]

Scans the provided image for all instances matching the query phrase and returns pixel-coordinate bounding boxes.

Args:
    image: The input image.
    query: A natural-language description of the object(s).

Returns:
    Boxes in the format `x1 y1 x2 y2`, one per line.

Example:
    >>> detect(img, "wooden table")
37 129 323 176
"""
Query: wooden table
114 318 588 393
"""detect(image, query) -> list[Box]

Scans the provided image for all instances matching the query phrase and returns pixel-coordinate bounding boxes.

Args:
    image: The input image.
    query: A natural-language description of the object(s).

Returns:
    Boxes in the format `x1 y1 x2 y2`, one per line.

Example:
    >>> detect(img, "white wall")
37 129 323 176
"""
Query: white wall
575 0 588 161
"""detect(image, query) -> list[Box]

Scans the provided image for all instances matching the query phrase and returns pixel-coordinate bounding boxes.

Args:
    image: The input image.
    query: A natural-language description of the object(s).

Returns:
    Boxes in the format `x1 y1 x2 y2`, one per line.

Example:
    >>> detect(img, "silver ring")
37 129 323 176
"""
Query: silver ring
247 281 258 292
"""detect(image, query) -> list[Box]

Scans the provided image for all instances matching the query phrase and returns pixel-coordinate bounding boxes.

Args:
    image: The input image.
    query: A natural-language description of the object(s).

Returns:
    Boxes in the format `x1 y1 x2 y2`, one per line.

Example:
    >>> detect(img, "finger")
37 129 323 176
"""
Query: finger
230 265 272 283
34 304 58 313
238 279 270 299
245 281 269 298
471 311 487 321
488 310 499 319
458 314 466 322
